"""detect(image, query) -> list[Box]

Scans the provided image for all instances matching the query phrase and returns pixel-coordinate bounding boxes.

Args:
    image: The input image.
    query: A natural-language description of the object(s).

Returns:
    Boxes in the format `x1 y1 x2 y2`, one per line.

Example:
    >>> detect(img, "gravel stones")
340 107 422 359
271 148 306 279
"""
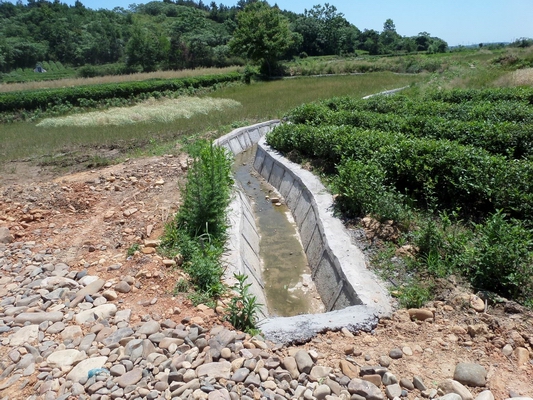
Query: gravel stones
453 363 487 387
75 303 117 324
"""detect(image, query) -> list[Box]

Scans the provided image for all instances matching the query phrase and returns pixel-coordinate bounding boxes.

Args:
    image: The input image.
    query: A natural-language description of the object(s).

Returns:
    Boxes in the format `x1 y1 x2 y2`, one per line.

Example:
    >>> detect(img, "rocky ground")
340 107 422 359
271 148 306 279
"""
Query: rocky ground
0 156 532 400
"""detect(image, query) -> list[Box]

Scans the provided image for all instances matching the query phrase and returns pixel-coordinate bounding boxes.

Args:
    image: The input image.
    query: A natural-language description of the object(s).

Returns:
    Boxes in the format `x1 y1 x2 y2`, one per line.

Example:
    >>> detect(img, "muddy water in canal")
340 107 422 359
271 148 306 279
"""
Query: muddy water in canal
233 146 325 317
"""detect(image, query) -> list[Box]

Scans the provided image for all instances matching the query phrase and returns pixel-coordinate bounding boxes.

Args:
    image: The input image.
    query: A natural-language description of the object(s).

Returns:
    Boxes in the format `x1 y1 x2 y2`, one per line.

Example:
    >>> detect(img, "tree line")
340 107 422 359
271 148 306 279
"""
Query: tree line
0 0 450 75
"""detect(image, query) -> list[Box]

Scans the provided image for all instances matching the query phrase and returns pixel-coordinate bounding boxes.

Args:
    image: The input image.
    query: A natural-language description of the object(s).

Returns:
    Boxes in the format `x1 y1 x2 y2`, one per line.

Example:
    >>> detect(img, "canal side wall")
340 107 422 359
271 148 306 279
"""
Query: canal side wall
254 136 394 343
215 121 281 320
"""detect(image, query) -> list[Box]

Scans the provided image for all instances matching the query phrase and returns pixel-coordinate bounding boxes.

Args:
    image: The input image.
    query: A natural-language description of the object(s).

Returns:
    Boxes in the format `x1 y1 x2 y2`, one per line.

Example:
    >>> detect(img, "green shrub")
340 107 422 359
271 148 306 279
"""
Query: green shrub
160 140 233 298
177 141 233 240
466 211 533 300
394 281 433 309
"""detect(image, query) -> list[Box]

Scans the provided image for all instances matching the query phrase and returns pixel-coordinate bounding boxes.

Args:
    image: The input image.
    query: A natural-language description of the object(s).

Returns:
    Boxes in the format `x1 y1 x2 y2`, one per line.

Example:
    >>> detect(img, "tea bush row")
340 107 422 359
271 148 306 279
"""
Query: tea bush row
295 94 533 124
267 123 533 221
0 72 241 113
425 87 533 104
287 102 533 159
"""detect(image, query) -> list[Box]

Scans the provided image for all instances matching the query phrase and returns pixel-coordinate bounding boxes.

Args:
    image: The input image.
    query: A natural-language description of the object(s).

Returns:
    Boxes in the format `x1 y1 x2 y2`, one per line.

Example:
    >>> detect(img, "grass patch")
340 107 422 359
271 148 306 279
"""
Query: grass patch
36 97 242 128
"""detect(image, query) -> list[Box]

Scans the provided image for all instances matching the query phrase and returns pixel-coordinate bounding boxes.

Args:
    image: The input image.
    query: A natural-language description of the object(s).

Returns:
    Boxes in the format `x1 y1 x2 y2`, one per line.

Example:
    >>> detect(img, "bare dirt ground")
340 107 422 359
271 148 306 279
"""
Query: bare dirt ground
1 157 532 399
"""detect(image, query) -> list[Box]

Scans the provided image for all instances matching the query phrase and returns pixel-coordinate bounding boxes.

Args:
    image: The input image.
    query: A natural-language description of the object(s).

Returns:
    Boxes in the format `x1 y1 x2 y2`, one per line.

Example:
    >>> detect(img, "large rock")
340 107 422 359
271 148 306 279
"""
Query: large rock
61 325 83 341
408 308 434 321
294 350 314 374
0 226 13 244
136 320 160 335
348 378 384 400
340 360 359 379
440 394 463 400
309 366 332 382
438 379 474 400
453 363 487 387
66 356 108 382
475 390 495 400
196 361 232 379
75 304 117 324
9 325 39 346
515 347 531 365
116 368 142 388
46 349 83 368
75 279 105 298
14 311 64 325
385 383 402 400
282 357 299 379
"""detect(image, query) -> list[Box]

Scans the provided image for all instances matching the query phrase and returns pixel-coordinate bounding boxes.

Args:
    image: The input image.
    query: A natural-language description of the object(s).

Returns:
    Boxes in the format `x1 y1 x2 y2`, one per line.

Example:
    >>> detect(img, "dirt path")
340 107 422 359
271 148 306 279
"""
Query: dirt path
1 157 532 399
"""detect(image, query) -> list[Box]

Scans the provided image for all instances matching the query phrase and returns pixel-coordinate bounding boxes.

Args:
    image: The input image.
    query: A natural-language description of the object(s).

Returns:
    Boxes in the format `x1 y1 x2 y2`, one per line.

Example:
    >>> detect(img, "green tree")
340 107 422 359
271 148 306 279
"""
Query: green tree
125 22 169 72
380 18 400 53
229 1 294 76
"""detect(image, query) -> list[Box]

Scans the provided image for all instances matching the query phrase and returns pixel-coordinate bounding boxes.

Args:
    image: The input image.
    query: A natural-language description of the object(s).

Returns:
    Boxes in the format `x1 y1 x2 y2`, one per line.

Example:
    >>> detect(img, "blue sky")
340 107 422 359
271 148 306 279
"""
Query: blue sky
12 0 533 46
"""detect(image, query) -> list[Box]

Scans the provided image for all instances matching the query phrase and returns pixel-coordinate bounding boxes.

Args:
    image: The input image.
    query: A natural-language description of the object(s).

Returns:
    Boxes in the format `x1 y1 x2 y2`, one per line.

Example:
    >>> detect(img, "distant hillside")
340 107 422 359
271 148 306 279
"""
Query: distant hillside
0 0 450 75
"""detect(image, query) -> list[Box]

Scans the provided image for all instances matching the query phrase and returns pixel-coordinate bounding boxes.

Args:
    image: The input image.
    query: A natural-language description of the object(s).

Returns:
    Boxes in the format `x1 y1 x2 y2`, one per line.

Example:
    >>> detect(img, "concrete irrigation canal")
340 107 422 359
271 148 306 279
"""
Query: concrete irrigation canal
216 121 392 344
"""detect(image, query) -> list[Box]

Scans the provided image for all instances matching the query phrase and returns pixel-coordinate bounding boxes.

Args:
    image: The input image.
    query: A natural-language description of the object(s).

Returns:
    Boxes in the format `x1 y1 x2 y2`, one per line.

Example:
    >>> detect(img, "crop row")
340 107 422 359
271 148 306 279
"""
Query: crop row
287 102 533 159
316 95 533 124
425 87 533 104
267 123 533 221
0 72 242 113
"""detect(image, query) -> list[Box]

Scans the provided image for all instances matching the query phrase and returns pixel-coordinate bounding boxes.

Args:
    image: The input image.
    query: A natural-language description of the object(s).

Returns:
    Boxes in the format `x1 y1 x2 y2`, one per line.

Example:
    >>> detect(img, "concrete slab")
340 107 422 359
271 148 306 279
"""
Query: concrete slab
279 172 294 199
259 305 379 344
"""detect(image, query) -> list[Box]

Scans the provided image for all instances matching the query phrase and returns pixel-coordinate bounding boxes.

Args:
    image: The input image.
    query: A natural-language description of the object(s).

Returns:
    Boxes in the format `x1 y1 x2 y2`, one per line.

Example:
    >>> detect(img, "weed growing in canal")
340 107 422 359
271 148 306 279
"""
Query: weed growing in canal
226 274 262 333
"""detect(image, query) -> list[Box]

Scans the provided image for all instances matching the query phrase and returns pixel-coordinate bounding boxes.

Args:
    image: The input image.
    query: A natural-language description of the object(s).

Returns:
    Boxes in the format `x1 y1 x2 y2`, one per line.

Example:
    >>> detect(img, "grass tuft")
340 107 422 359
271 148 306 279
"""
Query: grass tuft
36 97 241 128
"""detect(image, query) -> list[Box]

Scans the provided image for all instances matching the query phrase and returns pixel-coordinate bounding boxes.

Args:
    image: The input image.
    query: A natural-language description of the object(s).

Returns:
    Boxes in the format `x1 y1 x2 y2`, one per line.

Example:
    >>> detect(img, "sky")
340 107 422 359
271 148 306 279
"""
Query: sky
10 0 533 46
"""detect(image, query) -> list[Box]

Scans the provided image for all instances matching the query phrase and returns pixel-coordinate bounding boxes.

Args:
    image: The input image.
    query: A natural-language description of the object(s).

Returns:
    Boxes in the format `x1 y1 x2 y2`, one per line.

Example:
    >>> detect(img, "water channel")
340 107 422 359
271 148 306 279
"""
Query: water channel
233 146 325 317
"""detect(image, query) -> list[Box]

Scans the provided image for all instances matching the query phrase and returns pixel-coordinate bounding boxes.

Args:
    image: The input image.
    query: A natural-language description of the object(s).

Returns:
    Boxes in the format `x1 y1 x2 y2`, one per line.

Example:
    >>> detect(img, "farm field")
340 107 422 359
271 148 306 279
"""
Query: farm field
0 72 422 166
